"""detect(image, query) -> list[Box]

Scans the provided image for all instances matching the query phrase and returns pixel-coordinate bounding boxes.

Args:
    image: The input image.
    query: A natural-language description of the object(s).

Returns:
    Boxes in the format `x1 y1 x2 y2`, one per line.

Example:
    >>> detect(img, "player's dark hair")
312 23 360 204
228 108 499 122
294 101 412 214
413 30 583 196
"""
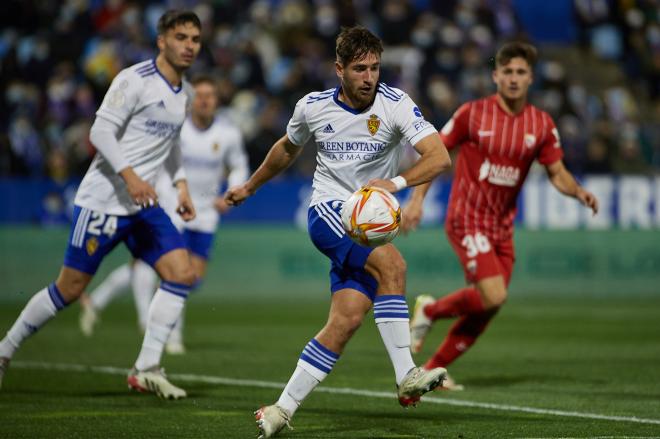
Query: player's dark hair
495 42 538 68
190 74 217 88
157 10 201 35
335 26 383 66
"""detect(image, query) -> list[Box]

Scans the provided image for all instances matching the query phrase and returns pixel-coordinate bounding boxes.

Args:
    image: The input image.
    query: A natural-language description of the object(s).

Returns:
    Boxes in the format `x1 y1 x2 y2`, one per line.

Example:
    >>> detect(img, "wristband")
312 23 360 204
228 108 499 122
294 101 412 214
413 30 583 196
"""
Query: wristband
390 175 408 191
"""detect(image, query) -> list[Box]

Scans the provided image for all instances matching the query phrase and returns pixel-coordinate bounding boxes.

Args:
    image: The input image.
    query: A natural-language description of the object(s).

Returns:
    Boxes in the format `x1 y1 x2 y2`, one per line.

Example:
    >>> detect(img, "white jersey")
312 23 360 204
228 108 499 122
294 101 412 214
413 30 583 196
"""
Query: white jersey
287 84 437 206
75 59 193 215
157 116 249 233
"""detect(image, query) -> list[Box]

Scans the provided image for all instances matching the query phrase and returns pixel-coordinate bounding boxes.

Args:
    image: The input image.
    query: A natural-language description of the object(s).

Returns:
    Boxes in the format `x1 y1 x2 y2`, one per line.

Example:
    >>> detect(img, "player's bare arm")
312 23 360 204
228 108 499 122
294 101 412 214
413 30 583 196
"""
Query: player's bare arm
368 133 451 193
174 179 196 221
119 167 158 207
545 160 599 215
225 135 303 206
400 182 432 234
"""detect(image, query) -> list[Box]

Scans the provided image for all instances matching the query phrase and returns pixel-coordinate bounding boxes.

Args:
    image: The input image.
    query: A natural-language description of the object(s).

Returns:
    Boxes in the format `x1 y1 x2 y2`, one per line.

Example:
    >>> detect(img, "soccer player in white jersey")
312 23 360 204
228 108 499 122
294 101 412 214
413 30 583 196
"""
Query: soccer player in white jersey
225 26 452 438
0 10 202 399
79 76 249 354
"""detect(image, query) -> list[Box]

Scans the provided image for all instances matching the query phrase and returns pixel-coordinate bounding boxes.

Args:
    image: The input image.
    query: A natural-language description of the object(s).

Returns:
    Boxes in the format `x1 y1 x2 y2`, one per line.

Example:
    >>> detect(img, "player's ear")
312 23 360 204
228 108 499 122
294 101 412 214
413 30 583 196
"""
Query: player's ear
157 34 165 51
335 60 343 80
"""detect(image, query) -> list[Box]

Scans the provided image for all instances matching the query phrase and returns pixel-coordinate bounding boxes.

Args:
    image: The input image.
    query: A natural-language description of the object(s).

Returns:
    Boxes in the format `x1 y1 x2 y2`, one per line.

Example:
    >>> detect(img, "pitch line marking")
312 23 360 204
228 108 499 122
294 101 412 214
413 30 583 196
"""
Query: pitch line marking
11 361 660 426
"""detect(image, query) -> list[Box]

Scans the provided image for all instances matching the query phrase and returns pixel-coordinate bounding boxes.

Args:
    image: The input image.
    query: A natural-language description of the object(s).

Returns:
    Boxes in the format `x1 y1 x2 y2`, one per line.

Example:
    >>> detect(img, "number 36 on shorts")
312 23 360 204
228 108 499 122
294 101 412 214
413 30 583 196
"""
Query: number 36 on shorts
461 233 491 258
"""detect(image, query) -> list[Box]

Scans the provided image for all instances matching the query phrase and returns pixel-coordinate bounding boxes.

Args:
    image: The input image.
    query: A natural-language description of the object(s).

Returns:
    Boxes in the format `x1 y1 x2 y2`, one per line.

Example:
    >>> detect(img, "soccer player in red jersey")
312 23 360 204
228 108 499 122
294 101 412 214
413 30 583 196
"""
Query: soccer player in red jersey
406 42 599 390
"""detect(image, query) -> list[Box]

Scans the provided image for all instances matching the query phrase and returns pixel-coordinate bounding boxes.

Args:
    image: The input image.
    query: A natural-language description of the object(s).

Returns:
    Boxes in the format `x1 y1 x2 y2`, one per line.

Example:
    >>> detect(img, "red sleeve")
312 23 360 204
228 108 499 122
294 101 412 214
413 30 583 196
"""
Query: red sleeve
537 112 564 165
439 102 471 150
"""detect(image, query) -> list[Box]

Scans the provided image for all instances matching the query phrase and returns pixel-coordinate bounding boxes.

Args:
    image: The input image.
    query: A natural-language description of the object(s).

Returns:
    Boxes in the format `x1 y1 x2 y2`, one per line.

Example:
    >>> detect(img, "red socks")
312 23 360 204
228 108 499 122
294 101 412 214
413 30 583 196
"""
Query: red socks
424 309 498 369
423 287 484 320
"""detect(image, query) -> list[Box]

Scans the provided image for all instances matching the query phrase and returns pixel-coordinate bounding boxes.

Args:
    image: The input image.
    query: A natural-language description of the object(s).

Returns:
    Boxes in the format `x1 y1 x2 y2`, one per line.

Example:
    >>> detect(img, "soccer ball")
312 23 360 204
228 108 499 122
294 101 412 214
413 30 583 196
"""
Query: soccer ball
340 186 402 247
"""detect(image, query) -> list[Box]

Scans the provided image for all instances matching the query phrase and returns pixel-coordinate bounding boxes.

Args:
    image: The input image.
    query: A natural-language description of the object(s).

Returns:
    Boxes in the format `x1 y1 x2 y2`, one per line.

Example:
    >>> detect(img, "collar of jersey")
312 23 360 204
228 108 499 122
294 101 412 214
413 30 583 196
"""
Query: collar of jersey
333 86 372 115
151 59 182 94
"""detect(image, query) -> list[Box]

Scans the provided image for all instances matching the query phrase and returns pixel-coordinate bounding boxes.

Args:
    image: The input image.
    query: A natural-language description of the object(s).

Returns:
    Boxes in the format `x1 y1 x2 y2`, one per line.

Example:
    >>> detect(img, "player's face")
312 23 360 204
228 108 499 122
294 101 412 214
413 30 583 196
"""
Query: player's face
158 22 201 70
493 57 533 101
336 51 380 107
192 82 218 119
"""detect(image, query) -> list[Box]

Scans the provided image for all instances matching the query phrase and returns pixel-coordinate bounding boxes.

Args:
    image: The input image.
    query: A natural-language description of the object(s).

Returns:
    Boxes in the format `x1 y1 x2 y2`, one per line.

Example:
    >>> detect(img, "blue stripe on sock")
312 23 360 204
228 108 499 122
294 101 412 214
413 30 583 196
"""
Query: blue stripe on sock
374 295 409 319
160 281 190 298
299 353 332 374
299 339 339 375
374 311 410 319
47 283 67 310
310 339 340 360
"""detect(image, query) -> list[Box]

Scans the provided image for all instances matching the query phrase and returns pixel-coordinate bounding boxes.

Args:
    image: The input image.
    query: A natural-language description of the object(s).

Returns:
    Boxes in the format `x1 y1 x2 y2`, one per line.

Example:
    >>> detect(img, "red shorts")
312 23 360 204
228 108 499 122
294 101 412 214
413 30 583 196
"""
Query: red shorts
445 226 515 286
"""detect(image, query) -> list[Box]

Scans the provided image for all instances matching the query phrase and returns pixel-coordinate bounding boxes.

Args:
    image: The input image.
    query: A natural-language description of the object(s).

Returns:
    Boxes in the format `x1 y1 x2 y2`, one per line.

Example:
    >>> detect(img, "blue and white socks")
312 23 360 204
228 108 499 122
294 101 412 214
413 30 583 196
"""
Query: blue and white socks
134 281 189 371
0 284 68 359
374 295 416 385
277 339 339 416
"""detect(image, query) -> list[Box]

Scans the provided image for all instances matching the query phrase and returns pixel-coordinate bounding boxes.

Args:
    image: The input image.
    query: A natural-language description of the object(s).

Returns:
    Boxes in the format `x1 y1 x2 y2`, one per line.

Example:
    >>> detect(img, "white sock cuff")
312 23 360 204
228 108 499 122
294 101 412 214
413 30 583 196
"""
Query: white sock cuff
296 358 328 381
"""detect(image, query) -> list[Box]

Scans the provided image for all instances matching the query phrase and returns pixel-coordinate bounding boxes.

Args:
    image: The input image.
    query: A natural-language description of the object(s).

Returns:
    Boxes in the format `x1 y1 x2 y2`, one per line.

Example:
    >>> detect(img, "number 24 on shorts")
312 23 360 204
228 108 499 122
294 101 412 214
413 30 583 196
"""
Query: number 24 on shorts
87 212 118 237
461 233 491 258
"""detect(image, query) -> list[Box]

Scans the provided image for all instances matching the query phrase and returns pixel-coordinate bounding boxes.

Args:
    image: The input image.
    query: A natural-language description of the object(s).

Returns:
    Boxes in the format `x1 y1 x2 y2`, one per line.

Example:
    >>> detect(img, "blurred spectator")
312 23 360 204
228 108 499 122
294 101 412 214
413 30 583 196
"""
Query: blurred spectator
0 0 657 181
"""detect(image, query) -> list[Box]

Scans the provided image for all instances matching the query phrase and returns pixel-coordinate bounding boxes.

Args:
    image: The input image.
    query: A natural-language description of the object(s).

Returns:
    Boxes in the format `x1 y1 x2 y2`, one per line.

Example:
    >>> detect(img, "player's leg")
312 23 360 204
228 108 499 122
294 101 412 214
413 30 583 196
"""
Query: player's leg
165 230 212 355
130 259 158 332
411 228 494 353
125 207 194 399
79 262 132 336
423 238 515 380
364 244 446 405
0 205 123 388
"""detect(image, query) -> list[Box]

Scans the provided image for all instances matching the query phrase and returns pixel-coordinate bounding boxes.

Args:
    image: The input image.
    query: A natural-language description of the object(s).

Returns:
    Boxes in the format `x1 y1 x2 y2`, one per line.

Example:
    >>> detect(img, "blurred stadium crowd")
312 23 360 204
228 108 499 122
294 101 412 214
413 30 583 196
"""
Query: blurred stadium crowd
0 0 658 181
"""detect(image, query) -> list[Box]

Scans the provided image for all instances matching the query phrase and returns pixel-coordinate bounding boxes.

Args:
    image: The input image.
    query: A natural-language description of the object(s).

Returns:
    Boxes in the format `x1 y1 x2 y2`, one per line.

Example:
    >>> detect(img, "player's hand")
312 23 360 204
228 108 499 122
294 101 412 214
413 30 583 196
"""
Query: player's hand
576 187 599 216
401 199 423 234
175 183 196 221
121 168 158 208
224 184 254 207
214 196 231 214
366 178 398 193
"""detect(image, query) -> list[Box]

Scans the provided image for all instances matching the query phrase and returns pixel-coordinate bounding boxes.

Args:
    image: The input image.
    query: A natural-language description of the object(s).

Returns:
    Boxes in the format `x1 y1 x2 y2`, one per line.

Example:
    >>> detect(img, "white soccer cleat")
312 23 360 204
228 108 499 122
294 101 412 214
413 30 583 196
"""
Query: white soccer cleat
410 294 435 354
438 372 464 391
0 357 9 390
397 366 447 407
127 367 187 400
79 294 99 337
255 404 292 438
165 341 186 355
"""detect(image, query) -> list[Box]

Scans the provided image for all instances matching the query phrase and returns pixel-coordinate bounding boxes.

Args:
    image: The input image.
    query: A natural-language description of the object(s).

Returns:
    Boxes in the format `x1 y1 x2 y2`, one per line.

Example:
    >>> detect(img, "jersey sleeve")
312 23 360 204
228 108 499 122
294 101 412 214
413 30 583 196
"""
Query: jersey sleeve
536 113 564 165
439 102 471 150
225 129 250 187
96 69 142 126
392 95 438 146
286 97 312 147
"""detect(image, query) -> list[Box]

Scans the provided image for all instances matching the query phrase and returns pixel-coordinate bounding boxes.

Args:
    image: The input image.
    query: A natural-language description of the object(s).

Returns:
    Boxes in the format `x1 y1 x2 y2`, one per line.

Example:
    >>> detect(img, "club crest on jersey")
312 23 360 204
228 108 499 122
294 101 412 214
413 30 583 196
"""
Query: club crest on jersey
524 133 536 148
367 114 380 136
86 237 99 256
212 142 220 152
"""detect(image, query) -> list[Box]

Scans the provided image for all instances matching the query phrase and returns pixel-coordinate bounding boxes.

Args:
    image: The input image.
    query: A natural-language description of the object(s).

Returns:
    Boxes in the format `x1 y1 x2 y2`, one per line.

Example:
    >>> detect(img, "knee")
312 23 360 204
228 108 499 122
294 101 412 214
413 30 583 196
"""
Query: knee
163 265 197 286
331 311 364 338
378 255 407 284
482 287 508 309
55 279 86 302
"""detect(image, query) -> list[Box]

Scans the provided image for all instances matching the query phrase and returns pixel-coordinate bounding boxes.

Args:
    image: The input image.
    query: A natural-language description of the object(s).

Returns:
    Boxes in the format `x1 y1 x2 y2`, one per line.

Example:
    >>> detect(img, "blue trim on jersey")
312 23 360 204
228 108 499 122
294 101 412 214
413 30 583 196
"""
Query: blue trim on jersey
379 82 403 99
160 281 190 299
377 83 402 102
333 87 367 115
307 88 336 104
151 59 182 94
48 283 68 310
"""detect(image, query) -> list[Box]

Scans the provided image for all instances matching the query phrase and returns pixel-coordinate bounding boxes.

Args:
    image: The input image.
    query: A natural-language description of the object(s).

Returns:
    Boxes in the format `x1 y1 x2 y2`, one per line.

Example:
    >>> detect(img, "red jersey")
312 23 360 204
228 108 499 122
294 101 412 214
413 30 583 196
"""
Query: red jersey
440 94 563 241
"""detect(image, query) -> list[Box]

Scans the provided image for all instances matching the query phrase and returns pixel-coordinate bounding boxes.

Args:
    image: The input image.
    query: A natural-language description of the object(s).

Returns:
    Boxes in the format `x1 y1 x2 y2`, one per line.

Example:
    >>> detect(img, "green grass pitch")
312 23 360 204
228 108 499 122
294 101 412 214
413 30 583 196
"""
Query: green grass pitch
1 296 659 438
